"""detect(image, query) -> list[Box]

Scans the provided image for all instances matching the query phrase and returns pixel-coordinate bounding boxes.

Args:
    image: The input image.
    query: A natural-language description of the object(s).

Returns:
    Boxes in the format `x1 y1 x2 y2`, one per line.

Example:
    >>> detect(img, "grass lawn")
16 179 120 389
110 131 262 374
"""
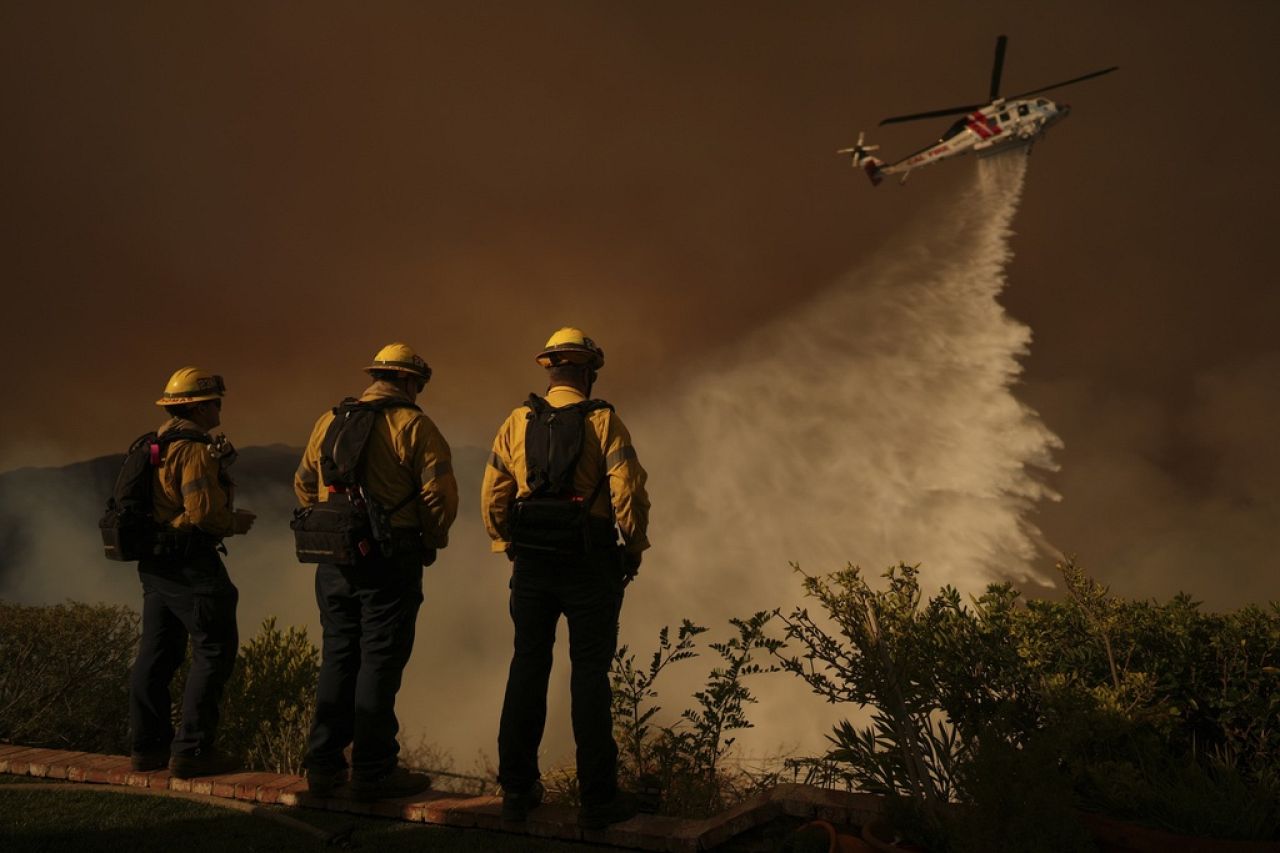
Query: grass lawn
0 774 617 853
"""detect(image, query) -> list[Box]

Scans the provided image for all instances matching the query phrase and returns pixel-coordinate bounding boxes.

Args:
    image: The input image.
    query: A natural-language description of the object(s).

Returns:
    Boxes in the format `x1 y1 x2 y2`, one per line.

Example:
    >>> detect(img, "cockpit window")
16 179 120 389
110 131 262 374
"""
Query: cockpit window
940 118 969 141
1018 104 1030 116
999 112 1010 122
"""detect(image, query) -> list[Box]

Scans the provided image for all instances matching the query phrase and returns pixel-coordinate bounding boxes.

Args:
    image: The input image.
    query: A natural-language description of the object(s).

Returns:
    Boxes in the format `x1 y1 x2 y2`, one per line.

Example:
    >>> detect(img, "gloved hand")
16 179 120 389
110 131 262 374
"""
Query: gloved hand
232 509 256 535
622 551 642 584
422 548 438 568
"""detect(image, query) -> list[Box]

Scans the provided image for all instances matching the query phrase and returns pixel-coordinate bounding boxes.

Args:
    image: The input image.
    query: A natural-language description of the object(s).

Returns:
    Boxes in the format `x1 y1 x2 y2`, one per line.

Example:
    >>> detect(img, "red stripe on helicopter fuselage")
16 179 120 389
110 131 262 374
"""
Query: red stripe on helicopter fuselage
969 113 993 139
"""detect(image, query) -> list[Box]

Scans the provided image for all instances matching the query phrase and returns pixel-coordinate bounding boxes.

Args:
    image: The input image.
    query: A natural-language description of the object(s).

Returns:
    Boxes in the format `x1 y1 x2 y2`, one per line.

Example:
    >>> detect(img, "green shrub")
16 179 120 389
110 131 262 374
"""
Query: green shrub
606 614 779 818
1031 565 1280 840
762 561 1280 844
0 600 319 775
173 617 319 774
398 733 499 795
0 600 138 754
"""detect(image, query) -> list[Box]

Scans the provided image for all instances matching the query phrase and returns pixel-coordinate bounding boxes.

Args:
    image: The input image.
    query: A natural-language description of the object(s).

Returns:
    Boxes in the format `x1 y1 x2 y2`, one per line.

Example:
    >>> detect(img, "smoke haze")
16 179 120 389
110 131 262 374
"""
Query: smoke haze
2 2 1276 613
0 153 1060 764
2 0 1277 770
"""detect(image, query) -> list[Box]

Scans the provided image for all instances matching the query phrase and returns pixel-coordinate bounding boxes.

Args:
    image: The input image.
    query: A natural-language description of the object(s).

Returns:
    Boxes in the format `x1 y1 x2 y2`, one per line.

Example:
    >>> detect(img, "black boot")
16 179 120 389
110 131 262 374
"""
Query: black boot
349 767 432 801
501 780 545 821
306 767 349 797
169 749 241 779
130 749 170 772
579 790 639 829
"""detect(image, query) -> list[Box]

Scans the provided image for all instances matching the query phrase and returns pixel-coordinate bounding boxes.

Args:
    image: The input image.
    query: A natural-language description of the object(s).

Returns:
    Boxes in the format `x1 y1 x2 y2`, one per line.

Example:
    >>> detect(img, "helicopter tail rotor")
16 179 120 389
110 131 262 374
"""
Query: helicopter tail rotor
837 132 885 185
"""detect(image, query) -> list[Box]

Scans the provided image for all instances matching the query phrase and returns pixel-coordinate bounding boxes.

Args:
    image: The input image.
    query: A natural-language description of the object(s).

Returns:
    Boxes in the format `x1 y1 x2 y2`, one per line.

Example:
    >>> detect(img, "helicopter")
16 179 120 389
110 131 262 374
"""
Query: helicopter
840 36 1117 185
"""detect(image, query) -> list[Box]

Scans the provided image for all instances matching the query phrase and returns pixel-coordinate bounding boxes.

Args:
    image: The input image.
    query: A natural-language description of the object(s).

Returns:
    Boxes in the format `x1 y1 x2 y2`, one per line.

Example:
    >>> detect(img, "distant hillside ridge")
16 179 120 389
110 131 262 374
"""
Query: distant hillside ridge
0 443 488 594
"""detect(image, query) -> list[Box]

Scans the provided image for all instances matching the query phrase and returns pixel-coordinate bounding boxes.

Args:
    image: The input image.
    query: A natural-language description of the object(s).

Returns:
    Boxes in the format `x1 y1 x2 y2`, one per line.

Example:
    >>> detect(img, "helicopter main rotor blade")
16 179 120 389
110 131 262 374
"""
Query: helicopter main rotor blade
1007 65 1119 100
989 35 1008 101
879 103 984 126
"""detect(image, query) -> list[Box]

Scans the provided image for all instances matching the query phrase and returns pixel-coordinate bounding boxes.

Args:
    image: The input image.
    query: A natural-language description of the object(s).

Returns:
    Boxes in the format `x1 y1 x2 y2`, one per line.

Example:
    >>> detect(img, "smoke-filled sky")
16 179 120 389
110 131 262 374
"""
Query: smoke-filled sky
2 0 1277 609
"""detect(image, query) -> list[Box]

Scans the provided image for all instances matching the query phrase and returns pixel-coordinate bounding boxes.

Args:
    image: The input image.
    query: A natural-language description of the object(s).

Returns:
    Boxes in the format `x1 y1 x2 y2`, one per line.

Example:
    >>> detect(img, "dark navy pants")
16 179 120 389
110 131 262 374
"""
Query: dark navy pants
497 546 625 806
129 549 239 758
305 554 423 780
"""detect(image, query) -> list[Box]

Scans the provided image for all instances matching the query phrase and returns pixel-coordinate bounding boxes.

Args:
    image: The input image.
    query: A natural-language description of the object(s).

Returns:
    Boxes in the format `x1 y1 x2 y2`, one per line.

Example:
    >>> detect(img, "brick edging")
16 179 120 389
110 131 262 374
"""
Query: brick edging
0 744 882 851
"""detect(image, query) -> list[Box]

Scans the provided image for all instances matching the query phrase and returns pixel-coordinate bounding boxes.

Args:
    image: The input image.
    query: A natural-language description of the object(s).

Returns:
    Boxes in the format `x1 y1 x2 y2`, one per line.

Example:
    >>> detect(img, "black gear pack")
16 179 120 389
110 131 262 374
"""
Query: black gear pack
99 429 212 561
291 397 422 564
509 394 617 554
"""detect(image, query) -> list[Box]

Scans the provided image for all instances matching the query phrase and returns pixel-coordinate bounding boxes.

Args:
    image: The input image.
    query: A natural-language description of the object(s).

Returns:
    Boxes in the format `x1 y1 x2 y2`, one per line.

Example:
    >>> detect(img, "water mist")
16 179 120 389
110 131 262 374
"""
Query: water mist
626 154 1062 757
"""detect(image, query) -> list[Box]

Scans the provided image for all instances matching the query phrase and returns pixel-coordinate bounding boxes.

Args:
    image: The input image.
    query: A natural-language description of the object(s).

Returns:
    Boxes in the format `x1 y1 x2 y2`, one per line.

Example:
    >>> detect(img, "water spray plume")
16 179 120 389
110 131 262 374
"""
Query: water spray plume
639 155 1061 629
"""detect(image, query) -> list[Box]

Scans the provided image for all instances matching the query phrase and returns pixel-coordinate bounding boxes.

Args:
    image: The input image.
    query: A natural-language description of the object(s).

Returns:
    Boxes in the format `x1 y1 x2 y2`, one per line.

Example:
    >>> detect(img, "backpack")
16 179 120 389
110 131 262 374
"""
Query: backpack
290 397 422 564
99 429 212 561
509 394 617 554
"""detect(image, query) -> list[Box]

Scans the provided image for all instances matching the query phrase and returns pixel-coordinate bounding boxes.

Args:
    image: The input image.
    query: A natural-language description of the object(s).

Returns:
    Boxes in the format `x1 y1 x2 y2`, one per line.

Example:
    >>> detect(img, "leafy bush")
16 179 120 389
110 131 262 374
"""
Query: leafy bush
1031 564 1280 840
0 601 320 775
173 617 319 774
220 617 319 774
399 733 499 795
0 600 138 754
762 561 1280 845
605 614 779 817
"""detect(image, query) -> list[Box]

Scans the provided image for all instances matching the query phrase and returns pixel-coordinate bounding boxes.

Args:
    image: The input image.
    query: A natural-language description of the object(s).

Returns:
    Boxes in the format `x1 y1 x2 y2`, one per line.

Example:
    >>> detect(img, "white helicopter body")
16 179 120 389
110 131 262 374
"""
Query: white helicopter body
842 37 1115 186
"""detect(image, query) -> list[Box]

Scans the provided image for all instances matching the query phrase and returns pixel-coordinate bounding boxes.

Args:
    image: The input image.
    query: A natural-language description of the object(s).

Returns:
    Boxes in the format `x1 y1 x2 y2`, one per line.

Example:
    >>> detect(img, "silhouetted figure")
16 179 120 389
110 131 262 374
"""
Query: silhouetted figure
294 343 457 800
127 367 255 779
481 327 650 828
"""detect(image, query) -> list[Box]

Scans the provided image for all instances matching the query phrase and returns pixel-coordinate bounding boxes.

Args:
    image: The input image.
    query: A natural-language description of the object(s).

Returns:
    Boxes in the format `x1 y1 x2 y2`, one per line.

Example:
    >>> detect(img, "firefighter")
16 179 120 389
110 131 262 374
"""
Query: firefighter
294 343 458 800
129 367 256 778
481 327 650 828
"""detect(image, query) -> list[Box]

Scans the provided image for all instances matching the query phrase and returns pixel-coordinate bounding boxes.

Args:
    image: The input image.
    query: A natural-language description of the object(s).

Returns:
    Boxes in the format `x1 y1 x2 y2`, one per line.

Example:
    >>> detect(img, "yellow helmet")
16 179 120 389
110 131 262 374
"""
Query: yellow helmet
535 327 605 370
364 342 432 382
154 367 226 407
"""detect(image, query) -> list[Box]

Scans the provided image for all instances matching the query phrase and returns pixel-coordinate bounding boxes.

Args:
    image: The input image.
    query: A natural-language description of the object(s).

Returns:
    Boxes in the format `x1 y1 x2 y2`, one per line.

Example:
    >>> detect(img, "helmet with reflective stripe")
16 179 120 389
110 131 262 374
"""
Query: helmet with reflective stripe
364 342 432 382
154 367 226 406
535 327 605 370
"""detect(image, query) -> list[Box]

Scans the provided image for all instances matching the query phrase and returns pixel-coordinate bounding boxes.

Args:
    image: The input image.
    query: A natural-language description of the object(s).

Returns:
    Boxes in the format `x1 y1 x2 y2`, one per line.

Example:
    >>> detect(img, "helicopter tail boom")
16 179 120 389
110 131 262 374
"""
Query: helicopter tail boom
861 157 885 186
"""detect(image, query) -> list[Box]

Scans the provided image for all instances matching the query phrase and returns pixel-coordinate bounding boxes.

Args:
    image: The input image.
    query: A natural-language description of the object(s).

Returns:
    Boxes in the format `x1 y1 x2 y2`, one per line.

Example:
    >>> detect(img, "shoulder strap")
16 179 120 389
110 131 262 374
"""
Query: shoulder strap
157 429 212 447
127 431 159 453
579 399 618 523
320 398 422 489
522 395 615 498
524 393 548 416
331 396 360 415
320 401 377 487
328 396 423 417
521 395 613 416
584 401 615 515
139 429 211 467
358 397 423 415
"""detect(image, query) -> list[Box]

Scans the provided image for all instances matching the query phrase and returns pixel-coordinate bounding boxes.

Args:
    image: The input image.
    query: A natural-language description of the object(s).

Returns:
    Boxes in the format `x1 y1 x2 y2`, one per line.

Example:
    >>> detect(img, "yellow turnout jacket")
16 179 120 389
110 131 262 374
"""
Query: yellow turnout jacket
294 381 458 549
481 385 650 557
151 417 237 538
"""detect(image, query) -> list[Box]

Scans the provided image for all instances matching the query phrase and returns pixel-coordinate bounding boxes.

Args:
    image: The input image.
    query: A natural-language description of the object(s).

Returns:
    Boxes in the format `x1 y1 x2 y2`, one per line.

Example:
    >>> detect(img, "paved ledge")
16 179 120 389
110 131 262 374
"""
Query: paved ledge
0 743 883 851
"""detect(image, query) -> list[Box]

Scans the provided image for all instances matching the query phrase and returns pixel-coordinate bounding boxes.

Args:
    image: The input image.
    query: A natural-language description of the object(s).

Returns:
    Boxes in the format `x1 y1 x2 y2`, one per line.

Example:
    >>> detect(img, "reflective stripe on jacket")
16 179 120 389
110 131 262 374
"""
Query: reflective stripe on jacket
293 381 458 549
152 417 235 538
481 384 650 557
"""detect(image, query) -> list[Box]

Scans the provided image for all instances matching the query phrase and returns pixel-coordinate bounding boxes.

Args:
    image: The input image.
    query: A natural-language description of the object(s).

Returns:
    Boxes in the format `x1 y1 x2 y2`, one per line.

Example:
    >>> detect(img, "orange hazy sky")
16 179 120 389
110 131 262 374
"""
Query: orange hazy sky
1 2 1277 601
